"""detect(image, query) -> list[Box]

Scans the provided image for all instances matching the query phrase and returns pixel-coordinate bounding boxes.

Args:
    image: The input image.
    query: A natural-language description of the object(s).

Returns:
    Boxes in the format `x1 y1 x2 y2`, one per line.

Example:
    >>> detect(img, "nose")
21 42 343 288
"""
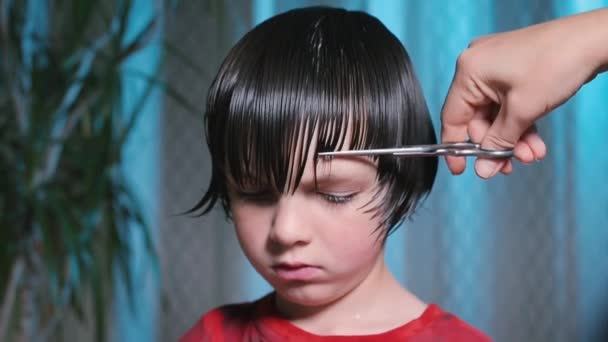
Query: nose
268 196 311 249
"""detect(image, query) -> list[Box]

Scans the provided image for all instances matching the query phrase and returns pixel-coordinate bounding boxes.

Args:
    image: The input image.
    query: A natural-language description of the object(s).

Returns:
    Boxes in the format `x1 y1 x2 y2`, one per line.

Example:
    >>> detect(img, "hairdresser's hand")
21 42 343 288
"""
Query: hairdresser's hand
441 8 608 178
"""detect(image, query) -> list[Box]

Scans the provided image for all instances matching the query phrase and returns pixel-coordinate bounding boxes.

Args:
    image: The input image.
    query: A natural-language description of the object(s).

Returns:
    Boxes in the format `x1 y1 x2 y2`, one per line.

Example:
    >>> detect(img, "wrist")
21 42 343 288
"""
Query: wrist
578 8 608 75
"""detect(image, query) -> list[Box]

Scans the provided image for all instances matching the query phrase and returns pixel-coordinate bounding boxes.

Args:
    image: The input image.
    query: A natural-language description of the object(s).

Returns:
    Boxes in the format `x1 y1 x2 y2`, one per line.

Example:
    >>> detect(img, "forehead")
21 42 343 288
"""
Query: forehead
306 154 378 182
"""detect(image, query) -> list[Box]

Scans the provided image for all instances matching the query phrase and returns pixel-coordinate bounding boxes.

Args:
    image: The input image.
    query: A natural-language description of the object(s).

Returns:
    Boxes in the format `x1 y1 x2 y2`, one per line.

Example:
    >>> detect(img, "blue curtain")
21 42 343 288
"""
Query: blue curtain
244 1 608 341
115 1 161 341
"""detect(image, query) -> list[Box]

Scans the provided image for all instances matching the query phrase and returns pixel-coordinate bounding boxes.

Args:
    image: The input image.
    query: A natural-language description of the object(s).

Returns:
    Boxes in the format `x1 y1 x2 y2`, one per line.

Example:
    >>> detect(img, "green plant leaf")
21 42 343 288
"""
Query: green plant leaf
0 1 190 339
123 68 201 114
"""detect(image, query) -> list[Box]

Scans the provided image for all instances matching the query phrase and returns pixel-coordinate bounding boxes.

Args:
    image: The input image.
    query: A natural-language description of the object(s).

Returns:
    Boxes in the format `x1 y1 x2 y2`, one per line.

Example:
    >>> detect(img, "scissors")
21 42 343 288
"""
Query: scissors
317 142 513 159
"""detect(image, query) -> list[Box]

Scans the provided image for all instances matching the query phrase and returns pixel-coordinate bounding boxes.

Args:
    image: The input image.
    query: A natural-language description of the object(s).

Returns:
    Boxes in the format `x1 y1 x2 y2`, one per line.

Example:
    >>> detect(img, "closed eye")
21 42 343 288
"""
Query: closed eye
318 192 356 205
231 188 357 207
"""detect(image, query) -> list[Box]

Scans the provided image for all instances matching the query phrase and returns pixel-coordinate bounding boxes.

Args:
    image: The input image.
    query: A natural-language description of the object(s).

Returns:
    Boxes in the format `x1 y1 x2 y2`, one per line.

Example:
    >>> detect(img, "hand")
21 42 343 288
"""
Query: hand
440 8 608 178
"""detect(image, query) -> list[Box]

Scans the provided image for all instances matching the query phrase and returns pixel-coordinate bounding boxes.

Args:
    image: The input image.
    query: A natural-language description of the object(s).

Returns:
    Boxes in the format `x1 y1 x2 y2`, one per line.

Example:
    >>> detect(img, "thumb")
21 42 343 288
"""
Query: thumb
440 82 477 175
475 100 532 178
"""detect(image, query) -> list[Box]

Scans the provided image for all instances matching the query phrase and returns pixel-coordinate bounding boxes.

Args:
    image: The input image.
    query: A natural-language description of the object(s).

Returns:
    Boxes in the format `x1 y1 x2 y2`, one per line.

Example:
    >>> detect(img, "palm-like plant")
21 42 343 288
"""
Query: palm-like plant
0 1 173 340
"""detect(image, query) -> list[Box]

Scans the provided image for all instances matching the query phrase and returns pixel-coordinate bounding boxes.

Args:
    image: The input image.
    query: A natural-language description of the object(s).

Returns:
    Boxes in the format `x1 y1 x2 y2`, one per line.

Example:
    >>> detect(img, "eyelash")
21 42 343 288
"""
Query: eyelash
234 190 356 206
320 192 356 206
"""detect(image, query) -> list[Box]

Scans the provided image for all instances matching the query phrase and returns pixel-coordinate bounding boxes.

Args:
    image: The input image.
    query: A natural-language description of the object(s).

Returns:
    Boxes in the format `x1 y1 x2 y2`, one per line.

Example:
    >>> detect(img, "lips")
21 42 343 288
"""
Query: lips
272 262 321 281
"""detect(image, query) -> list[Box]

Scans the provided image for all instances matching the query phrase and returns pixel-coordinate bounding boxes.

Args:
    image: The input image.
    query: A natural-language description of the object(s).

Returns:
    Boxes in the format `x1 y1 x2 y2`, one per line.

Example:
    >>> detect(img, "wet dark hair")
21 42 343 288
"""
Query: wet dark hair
189 6 437 236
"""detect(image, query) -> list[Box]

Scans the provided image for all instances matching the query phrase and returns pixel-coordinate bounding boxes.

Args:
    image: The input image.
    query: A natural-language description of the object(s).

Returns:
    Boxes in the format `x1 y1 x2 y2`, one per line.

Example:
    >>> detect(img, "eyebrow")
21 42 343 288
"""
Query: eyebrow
316 155 377 172
312 157 378 182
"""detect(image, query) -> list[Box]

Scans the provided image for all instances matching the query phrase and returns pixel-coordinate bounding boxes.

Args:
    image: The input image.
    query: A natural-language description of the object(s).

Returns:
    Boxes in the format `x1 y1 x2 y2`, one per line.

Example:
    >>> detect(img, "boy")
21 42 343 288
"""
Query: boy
181 7 491 341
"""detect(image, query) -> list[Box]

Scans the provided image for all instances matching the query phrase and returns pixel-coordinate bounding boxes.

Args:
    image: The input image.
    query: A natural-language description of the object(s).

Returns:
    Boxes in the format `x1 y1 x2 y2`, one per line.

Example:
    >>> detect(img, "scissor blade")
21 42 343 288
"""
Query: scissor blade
317 147 428 157
317 142 479 157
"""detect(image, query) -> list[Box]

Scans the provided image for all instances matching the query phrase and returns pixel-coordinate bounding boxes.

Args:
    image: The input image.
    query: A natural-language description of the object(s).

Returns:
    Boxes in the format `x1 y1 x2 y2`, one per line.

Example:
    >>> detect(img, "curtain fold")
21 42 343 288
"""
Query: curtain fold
116 1 162 341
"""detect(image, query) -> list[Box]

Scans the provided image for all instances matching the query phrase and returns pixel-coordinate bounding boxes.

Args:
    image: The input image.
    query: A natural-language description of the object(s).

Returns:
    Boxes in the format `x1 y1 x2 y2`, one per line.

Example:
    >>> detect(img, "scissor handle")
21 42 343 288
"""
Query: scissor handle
432 149 513 158
393 148 513 159
393 143 514 159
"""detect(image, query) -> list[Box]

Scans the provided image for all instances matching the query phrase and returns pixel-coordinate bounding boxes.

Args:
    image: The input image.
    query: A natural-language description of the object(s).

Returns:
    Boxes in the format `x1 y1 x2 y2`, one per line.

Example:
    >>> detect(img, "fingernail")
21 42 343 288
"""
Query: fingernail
475 159 501 178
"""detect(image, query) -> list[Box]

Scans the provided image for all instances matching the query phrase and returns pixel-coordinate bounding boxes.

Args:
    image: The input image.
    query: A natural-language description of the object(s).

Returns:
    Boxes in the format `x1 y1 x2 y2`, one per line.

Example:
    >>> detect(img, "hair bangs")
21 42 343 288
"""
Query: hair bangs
191 7 437 236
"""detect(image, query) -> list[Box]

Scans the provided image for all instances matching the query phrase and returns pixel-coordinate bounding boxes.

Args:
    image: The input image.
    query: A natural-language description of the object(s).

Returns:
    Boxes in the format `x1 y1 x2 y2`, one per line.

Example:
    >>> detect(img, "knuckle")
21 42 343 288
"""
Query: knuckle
484 134 516 150
455 50 473 71
455 49 481 77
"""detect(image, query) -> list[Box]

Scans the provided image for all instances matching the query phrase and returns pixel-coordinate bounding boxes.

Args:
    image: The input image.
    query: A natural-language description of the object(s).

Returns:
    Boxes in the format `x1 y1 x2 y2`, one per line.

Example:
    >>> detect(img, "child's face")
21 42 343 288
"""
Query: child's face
228 147 387 307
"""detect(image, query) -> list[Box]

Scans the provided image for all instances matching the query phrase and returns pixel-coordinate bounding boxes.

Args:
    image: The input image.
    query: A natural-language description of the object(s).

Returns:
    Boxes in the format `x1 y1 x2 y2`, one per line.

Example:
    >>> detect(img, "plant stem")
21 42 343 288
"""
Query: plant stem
19 271 35 342
35 260 75 342
11 84 29 135
0 257 25 342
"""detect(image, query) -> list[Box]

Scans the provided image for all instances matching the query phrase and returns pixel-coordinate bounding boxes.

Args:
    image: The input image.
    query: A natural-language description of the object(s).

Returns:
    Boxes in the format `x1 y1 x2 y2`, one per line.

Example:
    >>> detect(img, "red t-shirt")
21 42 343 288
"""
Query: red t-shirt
180 294 492 341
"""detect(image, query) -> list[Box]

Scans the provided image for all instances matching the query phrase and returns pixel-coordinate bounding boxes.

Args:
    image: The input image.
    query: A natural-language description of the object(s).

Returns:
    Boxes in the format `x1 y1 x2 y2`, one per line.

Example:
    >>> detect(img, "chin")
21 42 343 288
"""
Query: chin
274 282 347 307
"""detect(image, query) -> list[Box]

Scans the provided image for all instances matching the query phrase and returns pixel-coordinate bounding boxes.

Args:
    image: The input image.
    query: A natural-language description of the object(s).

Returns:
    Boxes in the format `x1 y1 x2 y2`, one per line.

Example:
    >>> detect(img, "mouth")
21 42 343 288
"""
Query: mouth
272 262 321 281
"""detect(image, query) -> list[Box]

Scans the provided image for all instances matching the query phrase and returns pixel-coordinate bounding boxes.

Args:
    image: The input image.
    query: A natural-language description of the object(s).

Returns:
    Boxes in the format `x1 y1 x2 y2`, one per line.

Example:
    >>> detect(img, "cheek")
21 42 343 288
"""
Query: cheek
319 206 384 267
230 203 271 260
